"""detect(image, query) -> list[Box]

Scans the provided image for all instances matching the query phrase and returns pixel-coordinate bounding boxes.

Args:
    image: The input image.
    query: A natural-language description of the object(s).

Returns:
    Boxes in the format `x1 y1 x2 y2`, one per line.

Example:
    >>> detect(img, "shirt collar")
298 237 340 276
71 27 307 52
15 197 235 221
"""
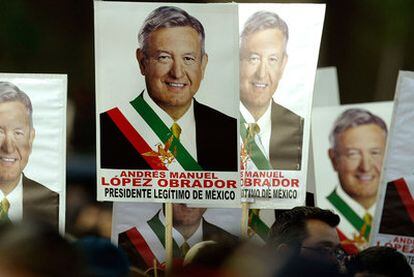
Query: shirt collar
336 184 376 216
0 175 23 222
159 209 203 247
240 102 271 136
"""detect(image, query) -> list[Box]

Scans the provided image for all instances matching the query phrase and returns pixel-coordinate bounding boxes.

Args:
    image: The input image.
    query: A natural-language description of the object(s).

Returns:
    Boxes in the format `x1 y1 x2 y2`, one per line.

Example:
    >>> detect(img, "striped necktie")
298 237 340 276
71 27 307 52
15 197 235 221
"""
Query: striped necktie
171 123 182 140
0 198 10 223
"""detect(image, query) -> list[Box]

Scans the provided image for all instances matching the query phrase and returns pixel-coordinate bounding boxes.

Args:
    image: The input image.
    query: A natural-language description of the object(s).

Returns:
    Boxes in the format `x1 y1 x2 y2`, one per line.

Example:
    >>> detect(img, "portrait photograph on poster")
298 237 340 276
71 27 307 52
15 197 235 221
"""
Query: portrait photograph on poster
94 2 240 205
312 102 393 253
370 72 414 268
0 73 67 232
238 4 325 209
112 202 241 270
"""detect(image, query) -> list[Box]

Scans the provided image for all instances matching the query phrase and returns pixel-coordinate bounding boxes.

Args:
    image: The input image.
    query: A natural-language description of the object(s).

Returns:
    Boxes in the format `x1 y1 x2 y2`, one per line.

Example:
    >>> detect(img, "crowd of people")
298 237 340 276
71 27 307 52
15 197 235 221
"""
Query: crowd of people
0 206 410 277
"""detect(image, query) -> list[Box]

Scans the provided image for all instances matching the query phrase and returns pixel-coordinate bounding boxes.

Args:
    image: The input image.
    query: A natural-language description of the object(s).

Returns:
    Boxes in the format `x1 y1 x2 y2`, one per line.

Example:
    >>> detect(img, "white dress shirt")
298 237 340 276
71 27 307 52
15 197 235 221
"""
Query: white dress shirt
0 175 23 222
336 184 376 217
144 91 198 161
240 102 272 159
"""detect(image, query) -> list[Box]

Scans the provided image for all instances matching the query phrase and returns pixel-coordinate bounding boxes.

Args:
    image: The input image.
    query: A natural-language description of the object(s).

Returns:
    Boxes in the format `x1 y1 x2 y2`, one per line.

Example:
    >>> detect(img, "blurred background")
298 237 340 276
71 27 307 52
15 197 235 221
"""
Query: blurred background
1 0 413 238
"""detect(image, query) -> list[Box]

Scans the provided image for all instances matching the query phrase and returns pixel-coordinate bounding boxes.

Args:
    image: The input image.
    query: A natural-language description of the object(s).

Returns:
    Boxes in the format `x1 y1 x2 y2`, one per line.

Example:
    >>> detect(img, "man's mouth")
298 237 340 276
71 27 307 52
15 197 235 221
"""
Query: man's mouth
0 156 18 164
166 82 186 88
356 174 374 182
252 82 268 88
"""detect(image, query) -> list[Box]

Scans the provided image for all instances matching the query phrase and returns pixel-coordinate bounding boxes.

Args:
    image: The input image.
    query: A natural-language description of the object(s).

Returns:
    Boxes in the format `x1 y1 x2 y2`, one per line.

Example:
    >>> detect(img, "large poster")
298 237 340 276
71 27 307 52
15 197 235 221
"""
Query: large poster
238 4 325 208
112 202 241 270
371 71 414 268
95 2 240 205
313 102 392 253
0 73 66 232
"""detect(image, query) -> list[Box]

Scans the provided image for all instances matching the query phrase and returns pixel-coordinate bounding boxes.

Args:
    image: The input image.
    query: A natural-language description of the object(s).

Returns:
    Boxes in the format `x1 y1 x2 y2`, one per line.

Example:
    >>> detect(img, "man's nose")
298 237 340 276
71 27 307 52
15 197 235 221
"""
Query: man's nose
169 59 185 79
0 134 16 154
256 60 267 79
358 153 372 172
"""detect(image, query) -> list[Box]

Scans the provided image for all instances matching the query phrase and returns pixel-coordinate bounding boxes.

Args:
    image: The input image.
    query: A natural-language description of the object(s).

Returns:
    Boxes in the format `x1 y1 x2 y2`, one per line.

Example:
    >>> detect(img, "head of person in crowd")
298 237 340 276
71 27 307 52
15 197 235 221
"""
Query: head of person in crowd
346 246 413 277
0 222 85 277
171 203 206 240
239 11 289 121
136 6 208 120
0 82 35 196
267 206 344 271
75 236 130 277
328 108 387 209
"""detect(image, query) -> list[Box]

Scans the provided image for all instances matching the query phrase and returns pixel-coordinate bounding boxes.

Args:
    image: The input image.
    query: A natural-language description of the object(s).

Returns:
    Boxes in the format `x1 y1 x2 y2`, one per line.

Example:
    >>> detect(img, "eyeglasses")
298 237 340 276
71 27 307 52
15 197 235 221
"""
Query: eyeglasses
301 246 348 262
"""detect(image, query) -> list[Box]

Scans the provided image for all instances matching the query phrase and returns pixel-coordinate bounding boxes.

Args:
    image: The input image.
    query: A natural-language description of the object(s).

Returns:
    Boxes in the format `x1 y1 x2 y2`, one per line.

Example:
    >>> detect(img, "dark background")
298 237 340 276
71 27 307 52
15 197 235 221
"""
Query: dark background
1 0 413 231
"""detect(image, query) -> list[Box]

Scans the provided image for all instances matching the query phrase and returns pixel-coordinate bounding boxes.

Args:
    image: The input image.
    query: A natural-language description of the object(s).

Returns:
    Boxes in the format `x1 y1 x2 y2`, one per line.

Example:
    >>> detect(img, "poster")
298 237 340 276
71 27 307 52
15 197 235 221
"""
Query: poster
112 202 241 270
95 2 240 205
238 4 326 209
371 71 414 268
0 73 66 233
313 102 393 252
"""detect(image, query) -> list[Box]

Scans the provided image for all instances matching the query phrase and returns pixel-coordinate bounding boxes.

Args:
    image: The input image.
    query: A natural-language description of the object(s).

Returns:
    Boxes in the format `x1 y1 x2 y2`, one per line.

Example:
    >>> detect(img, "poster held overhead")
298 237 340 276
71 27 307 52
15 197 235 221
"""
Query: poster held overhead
0 73 66 233
313 102 393 253
370 71 414 269
239 4 326 209
95 2 240 206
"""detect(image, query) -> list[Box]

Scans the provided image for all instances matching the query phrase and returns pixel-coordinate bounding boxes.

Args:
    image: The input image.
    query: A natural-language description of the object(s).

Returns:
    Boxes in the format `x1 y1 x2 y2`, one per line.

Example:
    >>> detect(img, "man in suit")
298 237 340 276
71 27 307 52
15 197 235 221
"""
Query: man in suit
118 204 237 270
0 82 59 229
327 108 387 252
100 6 237 171
239 11 303 171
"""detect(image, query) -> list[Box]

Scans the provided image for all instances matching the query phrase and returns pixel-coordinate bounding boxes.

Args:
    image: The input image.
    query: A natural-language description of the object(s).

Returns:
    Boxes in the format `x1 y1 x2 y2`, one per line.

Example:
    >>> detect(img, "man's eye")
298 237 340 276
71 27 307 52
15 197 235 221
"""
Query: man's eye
157 55 172 63
268 56 279 65
15 130 24 136
247 55 260 64
183 56 196 65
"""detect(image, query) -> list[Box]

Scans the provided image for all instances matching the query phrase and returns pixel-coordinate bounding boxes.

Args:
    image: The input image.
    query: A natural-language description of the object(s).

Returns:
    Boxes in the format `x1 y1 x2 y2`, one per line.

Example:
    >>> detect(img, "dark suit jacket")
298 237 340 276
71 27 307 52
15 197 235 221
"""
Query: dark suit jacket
22 175 59 230
269 102 304 170
379 179 414 237
100 97 237 171
118 213 238 270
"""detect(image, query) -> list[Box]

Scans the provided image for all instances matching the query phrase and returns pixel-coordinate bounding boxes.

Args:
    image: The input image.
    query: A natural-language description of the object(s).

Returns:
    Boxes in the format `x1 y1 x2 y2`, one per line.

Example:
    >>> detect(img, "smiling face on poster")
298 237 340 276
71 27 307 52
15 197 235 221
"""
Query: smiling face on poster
94 3 240 205
112 202 241 270
238 4 325 209
312 102 392 252
0 74 66 232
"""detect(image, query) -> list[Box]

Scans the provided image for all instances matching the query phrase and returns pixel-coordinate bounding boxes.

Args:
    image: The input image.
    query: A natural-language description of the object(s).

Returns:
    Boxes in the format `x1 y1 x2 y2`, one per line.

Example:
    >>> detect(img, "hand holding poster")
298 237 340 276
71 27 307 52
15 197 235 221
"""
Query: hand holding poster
371 71 414 269
313 103 393 253
0 73 66 232
238 4 325 209
95 3 239 206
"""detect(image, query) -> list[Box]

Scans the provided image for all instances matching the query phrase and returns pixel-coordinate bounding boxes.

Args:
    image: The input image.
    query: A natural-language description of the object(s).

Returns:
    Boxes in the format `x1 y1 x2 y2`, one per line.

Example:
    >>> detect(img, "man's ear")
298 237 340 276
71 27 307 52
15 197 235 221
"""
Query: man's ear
136 48 147 76
328 148 339 171
276 243 295 257
280 53 288 76
29 128 35 154
200 53 208 79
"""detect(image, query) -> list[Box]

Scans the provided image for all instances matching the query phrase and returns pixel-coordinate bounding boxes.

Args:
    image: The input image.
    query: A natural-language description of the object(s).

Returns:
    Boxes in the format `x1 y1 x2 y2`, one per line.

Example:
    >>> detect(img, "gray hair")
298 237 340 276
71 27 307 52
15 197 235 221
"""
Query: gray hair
138 6 205 55
329 108 387 149
0 81 33 128
240 11 289 51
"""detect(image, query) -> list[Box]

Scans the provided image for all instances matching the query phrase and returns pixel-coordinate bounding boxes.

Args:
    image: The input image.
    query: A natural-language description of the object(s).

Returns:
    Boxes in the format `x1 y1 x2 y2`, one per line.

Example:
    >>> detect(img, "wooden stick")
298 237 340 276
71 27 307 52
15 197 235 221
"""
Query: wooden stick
153 258 158 277
165 202 173 276
241 202 250 239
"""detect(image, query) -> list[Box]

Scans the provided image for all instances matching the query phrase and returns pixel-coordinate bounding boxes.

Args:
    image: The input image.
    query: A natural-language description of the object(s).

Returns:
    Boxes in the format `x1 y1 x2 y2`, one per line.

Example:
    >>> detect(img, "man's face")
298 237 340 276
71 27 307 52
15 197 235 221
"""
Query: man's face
0 101 35 187
329 124 386 204
240 28 287 111
172 204 206 227
137 26 207 113
300 219 341 265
